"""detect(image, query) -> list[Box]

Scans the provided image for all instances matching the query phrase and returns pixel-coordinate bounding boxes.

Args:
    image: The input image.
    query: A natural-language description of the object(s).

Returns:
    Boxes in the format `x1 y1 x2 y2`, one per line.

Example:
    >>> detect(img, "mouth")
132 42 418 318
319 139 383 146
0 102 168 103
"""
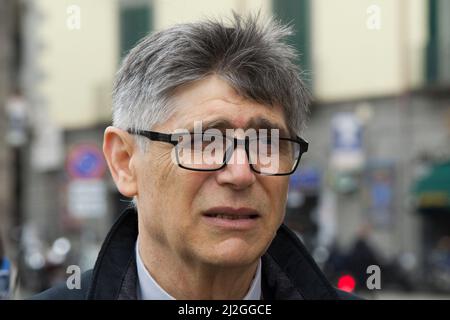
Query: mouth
202 207 261 230
204 213 260 220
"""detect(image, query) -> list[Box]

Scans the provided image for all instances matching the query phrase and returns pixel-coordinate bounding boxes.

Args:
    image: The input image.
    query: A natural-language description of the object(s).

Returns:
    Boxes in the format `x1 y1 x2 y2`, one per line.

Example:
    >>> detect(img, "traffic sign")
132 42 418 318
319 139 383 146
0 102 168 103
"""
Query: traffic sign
67 144 106 179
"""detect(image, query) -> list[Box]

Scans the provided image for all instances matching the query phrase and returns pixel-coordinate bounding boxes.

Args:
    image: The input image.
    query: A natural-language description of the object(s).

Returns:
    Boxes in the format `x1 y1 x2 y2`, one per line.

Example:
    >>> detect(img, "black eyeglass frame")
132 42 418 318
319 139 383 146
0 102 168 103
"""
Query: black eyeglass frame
127 129 309 176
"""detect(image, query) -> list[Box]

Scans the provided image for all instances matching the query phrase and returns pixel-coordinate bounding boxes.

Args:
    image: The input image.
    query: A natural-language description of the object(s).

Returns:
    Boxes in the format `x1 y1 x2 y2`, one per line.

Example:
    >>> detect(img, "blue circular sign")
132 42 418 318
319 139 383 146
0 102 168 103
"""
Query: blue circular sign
67 144 106 179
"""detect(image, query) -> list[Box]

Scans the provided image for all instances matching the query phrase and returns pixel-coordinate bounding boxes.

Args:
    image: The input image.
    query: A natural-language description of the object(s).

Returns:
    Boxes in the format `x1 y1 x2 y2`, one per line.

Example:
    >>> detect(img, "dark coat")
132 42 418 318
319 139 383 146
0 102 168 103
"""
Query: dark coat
32 208 357 300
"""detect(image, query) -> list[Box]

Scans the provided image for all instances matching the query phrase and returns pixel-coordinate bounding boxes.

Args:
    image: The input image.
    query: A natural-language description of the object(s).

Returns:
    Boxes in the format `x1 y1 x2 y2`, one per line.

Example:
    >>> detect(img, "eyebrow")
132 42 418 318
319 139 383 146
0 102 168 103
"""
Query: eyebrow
184 118 291 137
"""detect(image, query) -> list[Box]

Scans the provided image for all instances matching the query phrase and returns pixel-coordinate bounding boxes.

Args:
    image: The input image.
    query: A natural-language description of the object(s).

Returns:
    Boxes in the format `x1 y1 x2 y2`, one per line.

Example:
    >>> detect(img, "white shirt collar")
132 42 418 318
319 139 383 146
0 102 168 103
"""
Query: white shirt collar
135 240 262 300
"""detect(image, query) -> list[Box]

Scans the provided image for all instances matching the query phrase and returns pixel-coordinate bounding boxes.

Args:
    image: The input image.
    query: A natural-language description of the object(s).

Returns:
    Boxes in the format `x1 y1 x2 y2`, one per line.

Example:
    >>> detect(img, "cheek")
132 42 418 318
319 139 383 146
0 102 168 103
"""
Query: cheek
136 155 177 219
147 166 208 223
268 180 289 219
137 163 203 237
174 172 209 210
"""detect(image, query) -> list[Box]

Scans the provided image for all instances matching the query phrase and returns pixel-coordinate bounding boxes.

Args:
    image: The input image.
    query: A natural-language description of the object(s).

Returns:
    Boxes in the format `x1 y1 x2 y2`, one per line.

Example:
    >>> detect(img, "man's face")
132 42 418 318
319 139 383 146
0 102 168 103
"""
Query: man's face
134 76 291 267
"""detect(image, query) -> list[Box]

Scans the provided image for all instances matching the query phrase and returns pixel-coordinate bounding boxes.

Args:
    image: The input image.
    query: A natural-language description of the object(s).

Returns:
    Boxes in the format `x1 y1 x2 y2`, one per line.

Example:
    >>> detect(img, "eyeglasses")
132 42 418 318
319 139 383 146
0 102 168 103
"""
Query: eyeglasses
127 129 308 176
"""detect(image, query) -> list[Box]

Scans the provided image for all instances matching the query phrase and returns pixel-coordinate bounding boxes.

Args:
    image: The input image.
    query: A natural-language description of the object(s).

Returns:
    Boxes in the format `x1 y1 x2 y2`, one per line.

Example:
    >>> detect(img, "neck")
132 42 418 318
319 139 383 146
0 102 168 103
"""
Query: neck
137 235 259 300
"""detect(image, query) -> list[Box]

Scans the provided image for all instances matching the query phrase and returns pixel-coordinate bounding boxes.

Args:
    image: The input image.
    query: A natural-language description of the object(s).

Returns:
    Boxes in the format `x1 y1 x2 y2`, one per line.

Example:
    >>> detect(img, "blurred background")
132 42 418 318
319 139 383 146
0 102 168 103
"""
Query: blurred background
0 0 449 299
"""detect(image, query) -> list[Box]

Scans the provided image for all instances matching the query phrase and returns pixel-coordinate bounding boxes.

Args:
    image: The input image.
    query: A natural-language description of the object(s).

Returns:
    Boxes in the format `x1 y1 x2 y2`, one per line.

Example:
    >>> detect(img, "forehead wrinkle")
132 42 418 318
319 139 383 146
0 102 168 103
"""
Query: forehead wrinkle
169 92 289 135
180 116 289 137
168 96 241 124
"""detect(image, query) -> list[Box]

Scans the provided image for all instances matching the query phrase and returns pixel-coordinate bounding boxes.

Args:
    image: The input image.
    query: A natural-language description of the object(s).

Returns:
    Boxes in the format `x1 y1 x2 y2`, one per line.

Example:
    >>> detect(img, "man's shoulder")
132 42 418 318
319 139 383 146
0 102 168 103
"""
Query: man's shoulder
30 269 93 300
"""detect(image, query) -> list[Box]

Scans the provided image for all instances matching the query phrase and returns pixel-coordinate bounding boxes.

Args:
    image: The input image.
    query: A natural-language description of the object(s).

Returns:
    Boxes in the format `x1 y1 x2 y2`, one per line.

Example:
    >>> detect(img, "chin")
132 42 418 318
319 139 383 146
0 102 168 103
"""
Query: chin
201 240 264 267
206 255 259 268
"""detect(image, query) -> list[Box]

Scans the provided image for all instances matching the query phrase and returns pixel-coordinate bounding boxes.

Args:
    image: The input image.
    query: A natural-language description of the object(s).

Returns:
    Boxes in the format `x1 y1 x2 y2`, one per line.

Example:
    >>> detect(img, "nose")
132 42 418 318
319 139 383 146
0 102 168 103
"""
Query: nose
215 143 256 190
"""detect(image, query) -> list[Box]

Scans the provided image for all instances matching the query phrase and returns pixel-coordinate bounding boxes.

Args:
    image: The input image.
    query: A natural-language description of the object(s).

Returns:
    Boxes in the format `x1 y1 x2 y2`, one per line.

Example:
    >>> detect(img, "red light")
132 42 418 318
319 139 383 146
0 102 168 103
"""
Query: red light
337 274 356 292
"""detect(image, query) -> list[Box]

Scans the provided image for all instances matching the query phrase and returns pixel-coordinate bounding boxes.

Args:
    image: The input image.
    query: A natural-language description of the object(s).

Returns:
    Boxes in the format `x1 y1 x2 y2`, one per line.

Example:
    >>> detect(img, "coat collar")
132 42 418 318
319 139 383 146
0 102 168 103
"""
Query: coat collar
87 208 338 300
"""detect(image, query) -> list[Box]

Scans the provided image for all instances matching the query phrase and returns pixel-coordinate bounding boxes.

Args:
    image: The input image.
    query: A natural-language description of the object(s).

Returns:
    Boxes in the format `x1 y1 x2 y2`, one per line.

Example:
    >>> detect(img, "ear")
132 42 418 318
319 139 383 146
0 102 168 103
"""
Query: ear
103 126 138 198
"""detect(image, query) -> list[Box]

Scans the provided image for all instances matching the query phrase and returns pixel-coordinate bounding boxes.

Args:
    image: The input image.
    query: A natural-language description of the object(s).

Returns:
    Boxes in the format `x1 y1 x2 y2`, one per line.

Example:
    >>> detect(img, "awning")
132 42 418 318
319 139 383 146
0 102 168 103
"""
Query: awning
413 161 450 212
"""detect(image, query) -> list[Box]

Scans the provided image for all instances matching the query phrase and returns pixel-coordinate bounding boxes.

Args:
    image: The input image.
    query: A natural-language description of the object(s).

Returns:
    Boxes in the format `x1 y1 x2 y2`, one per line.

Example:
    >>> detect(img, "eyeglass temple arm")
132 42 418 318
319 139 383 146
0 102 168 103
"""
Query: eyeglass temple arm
127 129 178 146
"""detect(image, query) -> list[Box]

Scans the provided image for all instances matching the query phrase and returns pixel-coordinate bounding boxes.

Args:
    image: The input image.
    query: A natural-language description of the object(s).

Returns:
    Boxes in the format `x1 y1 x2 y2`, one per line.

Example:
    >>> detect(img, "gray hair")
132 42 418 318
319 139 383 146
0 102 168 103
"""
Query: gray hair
112 12 310 149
